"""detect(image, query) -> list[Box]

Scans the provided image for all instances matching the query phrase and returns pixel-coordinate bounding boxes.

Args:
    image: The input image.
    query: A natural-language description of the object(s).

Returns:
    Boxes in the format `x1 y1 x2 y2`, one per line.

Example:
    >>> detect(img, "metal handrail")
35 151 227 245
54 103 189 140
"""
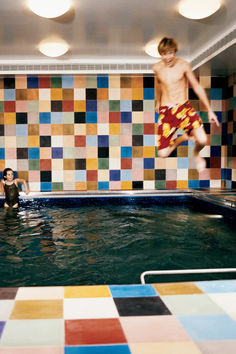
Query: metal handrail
140 268 236 284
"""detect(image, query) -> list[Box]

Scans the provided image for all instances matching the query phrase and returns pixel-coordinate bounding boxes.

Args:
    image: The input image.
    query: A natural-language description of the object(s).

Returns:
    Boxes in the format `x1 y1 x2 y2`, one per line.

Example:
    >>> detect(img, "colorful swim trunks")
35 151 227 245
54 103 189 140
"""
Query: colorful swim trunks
157 101 203 150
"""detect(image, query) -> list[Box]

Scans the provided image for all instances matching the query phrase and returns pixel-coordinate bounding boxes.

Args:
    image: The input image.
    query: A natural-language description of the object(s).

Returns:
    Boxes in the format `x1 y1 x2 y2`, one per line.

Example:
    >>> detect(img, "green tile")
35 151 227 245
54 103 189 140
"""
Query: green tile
63 112 74 123
109 135 120 146
52 182 63 191
109 100 120 112
143 100 154 112
211 134 221 145
98 158 109 169
228 97 234 110
63 148 75 158
29 159 40 170
27 101 39 113
51 77 62 88
200 111 208 123
86 76 97 88
0 101 4 112
132 124 143 134
155 180 166 189
221 112 228 123
155 146 158 157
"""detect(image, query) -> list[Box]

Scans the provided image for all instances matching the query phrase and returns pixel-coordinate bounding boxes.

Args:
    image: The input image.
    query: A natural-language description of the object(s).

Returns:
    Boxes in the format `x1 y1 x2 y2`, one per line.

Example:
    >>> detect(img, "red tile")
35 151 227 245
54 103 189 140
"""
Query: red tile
210 157 221 168
4 101 16 112
166 181 177 189
143 123 155 134
109 112 120 123
75 136 86 147
65 318 127 345
87 170 98 181
40 159 52 170
121 158 132 169
39 77 51 88
63 100 74 112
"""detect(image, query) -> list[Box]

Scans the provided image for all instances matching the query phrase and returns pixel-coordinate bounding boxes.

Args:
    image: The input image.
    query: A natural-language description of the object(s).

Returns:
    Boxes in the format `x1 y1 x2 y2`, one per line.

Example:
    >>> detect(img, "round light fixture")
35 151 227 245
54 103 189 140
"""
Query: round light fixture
178 0 221 19
39 39 69 57
144 41 160 58
27 0 71 18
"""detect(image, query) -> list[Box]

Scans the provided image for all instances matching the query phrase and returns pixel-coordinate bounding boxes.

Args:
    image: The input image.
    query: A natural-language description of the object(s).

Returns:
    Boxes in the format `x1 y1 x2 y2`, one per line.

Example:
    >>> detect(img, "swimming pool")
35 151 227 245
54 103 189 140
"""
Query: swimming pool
0 191 235 287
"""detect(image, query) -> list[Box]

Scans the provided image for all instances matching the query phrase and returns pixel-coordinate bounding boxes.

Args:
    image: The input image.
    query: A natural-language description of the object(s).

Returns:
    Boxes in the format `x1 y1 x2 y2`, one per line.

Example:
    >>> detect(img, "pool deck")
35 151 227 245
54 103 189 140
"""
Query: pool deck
1 280 236 353
0 188 235 353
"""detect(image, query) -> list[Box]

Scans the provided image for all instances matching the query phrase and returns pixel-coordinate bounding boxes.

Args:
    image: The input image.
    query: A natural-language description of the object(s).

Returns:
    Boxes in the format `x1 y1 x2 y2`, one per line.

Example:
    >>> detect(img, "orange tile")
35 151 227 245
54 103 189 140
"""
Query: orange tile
87 181 98 190
16 89 27 100
4 113 16 124
74 100 86 112
177 180 188 189
143 146 155 158
51 124 63 135
10 300 63 319
15 76 27 89
51 88 62 100
74 76 86 88
133 146 143 157
132 88 143 100
63 88 74 100
64 285 111 298
63 124 74 135
132 76 143 88
75 182 87 190
153 282 203 295
27 89 39 100
28 124 39 135
86 124 97 135
0 160 5 170
97 88 108 100
120 88 132 100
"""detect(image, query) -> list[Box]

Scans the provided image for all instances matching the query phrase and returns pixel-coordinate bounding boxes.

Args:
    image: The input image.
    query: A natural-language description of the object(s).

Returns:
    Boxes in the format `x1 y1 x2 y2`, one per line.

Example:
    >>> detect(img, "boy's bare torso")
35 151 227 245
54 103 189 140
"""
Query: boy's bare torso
153 57 189 106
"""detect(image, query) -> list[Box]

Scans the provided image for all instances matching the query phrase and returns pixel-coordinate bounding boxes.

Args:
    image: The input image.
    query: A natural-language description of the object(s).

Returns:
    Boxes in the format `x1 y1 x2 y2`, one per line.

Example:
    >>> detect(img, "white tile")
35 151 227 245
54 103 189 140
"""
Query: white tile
208 293 236 315
64 297 119 319
16 287 64 300
0 300 14 320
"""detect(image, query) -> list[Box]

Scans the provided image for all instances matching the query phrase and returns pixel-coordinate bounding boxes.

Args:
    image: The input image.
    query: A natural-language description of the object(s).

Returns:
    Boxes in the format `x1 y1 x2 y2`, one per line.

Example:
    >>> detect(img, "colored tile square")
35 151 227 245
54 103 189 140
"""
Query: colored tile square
65 318 127 345
208 293 236 314
195 280 236 294
113 296 171 316
65 345 131 354
27 77 38 88
153 282 203 296
129 342 201 354
97 76 109 88
10 300 63 319
109 285 158 298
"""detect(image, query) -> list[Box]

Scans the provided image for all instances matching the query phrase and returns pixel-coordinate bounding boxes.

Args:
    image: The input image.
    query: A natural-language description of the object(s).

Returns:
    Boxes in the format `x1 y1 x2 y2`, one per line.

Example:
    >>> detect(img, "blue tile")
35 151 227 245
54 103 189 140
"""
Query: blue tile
27 77 38 88
215 111 222 123
177 158 188 168
51 112 63 124
144 158 154 169
86 135 97 147
143 88 154 100
40 182 52 192
52 147 63 159
75 170 86 182
62 76 74 88
40 112 51 124
109 284 158 298
16 125 28 136
120 100 132 112
178 314 236 341
121 170 132 181
210 88 222 100
121 112 132 123
155 112 160 123
98 135 109 147
65 345 131 354
199 180 210 188
188 180 199 188
195 280 236 293
86 101 97 112
98 182 109 190
0 148 5 159
211 146 221 157
121 146 132 158
28 148 40 159
0 321 5 338
110 170 120 181
143 135 155 146
4 89 15 101
97 76 108 88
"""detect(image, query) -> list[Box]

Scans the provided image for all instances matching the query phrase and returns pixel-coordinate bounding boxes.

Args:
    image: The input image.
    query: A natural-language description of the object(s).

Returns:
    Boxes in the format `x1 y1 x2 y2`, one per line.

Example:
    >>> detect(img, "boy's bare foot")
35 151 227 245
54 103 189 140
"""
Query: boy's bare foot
194 154 206 172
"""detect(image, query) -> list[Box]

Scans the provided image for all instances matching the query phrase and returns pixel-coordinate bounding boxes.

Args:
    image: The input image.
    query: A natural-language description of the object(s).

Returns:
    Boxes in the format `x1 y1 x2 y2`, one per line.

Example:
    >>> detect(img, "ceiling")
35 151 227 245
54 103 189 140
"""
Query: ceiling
0 0 235 75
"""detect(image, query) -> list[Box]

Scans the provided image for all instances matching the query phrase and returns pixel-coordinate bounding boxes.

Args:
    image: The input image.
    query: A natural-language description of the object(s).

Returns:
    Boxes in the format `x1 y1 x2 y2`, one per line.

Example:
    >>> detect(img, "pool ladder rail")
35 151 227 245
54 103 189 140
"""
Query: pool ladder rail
140 268 236 284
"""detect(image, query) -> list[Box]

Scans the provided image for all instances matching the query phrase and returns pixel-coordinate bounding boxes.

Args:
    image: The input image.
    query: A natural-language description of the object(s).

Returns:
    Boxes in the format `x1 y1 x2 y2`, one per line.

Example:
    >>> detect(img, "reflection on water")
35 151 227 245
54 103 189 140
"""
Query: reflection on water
0 203 235 286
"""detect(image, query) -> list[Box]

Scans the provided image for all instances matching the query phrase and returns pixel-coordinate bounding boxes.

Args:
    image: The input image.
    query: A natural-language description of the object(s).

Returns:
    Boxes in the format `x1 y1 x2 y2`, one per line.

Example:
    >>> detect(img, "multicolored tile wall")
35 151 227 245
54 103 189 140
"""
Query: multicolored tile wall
0 74 234 191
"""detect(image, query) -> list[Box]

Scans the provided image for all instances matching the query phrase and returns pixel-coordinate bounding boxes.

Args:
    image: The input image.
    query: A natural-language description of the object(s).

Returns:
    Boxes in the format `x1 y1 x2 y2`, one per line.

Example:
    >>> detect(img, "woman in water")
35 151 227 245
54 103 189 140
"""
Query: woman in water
0 168 29 208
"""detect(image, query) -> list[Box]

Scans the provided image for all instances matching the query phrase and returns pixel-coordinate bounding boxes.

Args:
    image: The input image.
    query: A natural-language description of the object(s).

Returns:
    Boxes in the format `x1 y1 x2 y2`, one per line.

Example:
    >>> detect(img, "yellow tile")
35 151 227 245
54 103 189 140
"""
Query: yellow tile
132 88 143 100
28 136 40 147
177 180 188 189
39 100 51 112
143 146 155 158
51 88 62 100
10 300 63 319
121 181 132 190
65 285 111 298
87 158 98 170
75 182 87 190
74 100 86 112
4 113 16 124
130 342 201 354
153 282 203 295
109 123 120 135
74 124 86 135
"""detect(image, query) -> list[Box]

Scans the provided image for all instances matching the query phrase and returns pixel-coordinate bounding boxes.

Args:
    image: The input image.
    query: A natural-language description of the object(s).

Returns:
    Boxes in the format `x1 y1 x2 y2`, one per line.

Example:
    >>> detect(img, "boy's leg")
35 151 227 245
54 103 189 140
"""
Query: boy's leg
191 126 207 171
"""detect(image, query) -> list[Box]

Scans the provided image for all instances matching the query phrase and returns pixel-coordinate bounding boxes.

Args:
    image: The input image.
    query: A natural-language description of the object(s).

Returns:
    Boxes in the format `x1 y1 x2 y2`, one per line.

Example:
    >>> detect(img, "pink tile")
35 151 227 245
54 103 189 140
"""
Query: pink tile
15 101 28 112
110 182 121 190
132 170 143 181
0 347 63 354
97 112 109 123
211 123 222 135
144 112 155 123
121 135 132 146
120 316 190 342
5 148 17 159
28 171 41 182
40 125 51 135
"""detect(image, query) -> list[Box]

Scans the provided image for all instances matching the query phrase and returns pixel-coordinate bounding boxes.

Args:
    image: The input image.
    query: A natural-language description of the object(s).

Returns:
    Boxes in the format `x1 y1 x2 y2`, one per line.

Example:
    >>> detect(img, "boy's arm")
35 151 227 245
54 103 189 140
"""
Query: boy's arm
153 64 162 113
16 178 29 195
185 63 219 126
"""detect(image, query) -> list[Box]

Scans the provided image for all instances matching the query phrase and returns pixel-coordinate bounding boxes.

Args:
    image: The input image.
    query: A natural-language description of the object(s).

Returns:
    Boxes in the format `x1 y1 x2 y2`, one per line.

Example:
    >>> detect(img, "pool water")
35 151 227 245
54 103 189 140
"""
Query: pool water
0 200 235 286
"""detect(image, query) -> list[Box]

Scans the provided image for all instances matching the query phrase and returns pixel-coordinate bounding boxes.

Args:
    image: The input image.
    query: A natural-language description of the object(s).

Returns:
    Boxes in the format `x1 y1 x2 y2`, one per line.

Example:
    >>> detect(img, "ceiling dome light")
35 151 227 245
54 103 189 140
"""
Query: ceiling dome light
39 39 69 57
28 0 71 18
144 41 161 58
178 0 221 19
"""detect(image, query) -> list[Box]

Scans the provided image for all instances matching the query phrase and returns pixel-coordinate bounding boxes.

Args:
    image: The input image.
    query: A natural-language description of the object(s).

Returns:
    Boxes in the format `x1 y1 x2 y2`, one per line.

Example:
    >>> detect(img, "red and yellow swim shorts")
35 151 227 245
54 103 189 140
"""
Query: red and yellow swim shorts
157 101 203 150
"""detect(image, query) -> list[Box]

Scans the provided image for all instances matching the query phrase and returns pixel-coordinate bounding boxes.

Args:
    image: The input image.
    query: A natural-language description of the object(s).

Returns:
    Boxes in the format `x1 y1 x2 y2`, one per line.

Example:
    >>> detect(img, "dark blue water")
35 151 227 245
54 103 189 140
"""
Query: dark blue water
0 199 235 286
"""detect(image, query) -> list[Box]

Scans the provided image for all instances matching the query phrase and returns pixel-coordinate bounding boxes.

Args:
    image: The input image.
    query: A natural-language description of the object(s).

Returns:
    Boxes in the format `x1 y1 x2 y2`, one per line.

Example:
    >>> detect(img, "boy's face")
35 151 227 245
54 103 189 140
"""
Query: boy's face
161 50 176 67
5 170 14 181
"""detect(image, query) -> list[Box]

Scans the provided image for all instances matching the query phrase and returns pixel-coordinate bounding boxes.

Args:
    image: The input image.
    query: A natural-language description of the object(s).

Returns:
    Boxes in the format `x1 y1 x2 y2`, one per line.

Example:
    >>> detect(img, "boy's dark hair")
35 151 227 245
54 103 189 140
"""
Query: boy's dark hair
158 37 178 55
3 168 13 180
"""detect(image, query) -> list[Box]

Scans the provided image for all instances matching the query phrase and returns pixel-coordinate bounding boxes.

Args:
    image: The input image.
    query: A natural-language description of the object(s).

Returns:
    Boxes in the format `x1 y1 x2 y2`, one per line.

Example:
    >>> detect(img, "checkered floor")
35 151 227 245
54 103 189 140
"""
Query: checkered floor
1 281 236 353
